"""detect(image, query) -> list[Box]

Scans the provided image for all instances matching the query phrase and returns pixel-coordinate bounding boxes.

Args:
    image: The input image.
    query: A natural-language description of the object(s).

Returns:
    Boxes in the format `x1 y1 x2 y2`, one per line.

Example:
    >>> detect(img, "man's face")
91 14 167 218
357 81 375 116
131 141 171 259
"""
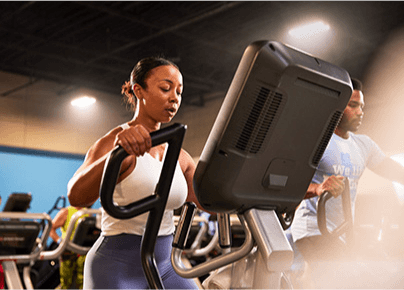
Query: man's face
338 89 365 133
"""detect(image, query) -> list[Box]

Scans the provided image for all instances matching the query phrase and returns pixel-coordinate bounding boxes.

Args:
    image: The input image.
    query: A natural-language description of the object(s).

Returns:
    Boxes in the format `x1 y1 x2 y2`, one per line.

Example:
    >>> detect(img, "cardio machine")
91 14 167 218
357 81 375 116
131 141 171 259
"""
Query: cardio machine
100 40 353 289
171 40 353 289
0 192 101 289
0 193 52 289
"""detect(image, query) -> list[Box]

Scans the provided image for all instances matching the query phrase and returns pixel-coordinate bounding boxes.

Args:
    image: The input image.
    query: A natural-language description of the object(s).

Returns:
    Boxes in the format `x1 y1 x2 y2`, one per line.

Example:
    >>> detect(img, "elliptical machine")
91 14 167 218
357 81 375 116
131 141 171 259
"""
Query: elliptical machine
170 41 353 289
100 41 353 289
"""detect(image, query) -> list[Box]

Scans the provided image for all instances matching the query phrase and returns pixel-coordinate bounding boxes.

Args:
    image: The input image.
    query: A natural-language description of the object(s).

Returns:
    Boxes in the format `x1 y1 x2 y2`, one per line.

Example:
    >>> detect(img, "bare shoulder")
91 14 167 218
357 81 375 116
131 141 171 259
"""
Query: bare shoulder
84 126 122 163
58 207 69 216
73 126 123 176
52 207 69 225
179 149 196 172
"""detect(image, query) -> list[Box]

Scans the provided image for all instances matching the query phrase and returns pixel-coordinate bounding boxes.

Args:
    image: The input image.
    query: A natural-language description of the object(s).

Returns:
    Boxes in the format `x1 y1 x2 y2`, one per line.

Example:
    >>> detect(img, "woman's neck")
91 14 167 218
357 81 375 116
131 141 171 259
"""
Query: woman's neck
128 115 161 132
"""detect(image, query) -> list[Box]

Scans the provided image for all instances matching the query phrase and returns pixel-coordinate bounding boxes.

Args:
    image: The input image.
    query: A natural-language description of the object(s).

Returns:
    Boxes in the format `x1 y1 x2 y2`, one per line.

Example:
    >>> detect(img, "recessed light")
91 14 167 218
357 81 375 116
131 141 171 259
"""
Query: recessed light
289 21 330 39
71 96 96 108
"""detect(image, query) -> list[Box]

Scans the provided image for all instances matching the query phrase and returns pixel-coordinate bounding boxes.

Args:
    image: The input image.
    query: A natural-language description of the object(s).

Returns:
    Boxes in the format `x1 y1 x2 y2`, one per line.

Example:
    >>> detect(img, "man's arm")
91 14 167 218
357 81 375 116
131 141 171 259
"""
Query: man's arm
304 175 345 199
371 157 404 185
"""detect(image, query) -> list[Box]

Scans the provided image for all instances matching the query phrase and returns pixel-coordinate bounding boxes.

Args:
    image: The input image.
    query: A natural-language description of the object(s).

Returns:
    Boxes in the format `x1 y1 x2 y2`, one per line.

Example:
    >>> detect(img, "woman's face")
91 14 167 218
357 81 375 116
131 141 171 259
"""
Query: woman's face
135 65 183 124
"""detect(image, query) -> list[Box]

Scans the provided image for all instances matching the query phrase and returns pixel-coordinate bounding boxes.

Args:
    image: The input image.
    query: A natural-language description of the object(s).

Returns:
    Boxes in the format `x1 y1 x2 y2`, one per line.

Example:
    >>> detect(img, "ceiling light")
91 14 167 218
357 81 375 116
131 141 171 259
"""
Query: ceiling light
289 21 330 39
71 96 96 108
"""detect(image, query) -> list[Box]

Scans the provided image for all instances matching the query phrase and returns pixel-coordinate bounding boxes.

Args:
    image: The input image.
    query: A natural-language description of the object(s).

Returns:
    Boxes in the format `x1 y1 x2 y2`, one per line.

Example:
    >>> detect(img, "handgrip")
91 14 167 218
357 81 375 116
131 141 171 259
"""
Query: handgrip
317 191 334 236
217 213 232 248
317 178 353 243
172 202 197 249
100 123 186 220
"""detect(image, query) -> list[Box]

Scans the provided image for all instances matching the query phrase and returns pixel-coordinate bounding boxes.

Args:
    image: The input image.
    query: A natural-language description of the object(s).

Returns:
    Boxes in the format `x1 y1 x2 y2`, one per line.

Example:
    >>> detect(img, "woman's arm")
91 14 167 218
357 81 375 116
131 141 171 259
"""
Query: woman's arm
68 144 113 206
179 149 213 214
49 208 68 243
68 124 151 207
68 128 129 207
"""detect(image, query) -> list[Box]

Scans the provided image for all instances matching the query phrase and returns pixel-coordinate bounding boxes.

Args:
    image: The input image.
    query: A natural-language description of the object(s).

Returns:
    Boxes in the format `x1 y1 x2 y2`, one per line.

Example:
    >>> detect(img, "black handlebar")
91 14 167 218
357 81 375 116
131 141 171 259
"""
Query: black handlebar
317 178 354 244
47 196 66 215
100 123 186 219
99 123 187 289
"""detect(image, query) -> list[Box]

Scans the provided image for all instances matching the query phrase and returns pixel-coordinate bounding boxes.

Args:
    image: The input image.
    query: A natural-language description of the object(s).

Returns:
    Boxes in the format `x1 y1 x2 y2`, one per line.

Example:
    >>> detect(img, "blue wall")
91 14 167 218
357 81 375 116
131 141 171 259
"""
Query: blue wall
0 146 101 219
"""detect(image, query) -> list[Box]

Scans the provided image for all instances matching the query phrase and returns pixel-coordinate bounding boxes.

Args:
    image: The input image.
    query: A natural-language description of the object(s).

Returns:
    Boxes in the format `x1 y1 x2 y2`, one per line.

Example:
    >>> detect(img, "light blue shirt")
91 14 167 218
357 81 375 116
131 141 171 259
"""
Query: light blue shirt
291 132 386 242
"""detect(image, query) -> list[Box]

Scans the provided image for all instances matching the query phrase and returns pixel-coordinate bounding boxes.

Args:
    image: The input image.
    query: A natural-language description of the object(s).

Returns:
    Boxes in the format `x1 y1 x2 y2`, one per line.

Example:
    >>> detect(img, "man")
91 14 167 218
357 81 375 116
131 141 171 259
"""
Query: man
290 78 404 287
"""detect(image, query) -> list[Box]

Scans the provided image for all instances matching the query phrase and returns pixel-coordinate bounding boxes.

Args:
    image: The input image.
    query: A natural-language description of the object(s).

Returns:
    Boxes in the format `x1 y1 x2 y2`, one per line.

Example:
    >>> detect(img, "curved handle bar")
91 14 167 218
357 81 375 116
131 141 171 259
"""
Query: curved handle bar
172 213 254 279
317 191 333 235
55 195 66 209
47 196 66 215
317 178 353 243
100 123 186 220
185 227 219 257
40 208 102 260
99 123 187 289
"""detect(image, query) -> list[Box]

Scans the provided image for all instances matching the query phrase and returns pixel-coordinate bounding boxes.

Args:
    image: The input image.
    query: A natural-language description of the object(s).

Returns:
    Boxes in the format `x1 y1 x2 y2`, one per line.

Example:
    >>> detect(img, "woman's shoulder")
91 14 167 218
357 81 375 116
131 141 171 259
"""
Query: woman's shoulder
85 126 123 162
178 148 196 172
179 148 195 163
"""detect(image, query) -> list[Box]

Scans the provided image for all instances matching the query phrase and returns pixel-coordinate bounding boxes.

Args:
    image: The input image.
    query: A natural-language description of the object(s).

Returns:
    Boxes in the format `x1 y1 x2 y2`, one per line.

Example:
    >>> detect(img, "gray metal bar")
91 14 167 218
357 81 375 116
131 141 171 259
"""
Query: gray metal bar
244 209 294 272
187 227 219 257
2 261 24 289
0 212 51 263
40 208 101 260
23 265 34 289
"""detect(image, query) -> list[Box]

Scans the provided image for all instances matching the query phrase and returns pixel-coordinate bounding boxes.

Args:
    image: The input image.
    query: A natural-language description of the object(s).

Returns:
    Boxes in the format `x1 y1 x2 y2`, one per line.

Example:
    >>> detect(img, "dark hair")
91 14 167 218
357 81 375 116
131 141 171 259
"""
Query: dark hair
351 78 363 91
121 56 179 111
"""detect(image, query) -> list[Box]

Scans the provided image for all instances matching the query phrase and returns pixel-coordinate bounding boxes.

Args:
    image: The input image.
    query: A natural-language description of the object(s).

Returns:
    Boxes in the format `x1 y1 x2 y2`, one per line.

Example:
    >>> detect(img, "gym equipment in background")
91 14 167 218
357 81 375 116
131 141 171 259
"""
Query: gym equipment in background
2 192 32 212
0 207 101 289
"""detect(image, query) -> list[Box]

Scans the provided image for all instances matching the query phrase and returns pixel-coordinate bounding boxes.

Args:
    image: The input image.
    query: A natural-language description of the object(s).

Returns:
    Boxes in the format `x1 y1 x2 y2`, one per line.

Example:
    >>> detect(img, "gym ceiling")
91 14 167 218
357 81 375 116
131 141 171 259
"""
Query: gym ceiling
1 1 404 107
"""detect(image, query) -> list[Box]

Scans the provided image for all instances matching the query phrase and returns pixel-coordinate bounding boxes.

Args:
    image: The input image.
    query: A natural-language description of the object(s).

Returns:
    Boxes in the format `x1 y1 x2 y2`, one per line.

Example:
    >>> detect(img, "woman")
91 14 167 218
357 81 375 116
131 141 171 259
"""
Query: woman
67 57 201 289
49 206 87 289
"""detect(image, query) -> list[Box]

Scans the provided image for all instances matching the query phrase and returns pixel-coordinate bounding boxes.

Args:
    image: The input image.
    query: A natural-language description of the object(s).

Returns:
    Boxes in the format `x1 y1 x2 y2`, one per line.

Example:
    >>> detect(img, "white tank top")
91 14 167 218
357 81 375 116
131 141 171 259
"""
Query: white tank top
101 123 188 236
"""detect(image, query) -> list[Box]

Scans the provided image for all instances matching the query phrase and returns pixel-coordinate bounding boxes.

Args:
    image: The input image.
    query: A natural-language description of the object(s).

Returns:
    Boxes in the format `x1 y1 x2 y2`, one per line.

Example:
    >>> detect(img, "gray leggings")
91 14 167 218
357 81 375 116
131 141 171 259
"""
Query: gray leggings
84 233 198 289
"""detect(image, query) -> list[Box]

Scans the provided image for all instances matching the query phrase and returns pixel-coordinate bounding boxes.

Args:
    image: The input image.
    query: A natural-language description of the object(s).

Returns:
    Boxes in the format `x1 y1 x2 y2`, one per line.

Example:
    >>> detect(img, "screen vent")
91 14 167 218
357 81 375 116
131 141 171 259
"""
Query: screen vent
311 111 343 166
234 86 283 154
